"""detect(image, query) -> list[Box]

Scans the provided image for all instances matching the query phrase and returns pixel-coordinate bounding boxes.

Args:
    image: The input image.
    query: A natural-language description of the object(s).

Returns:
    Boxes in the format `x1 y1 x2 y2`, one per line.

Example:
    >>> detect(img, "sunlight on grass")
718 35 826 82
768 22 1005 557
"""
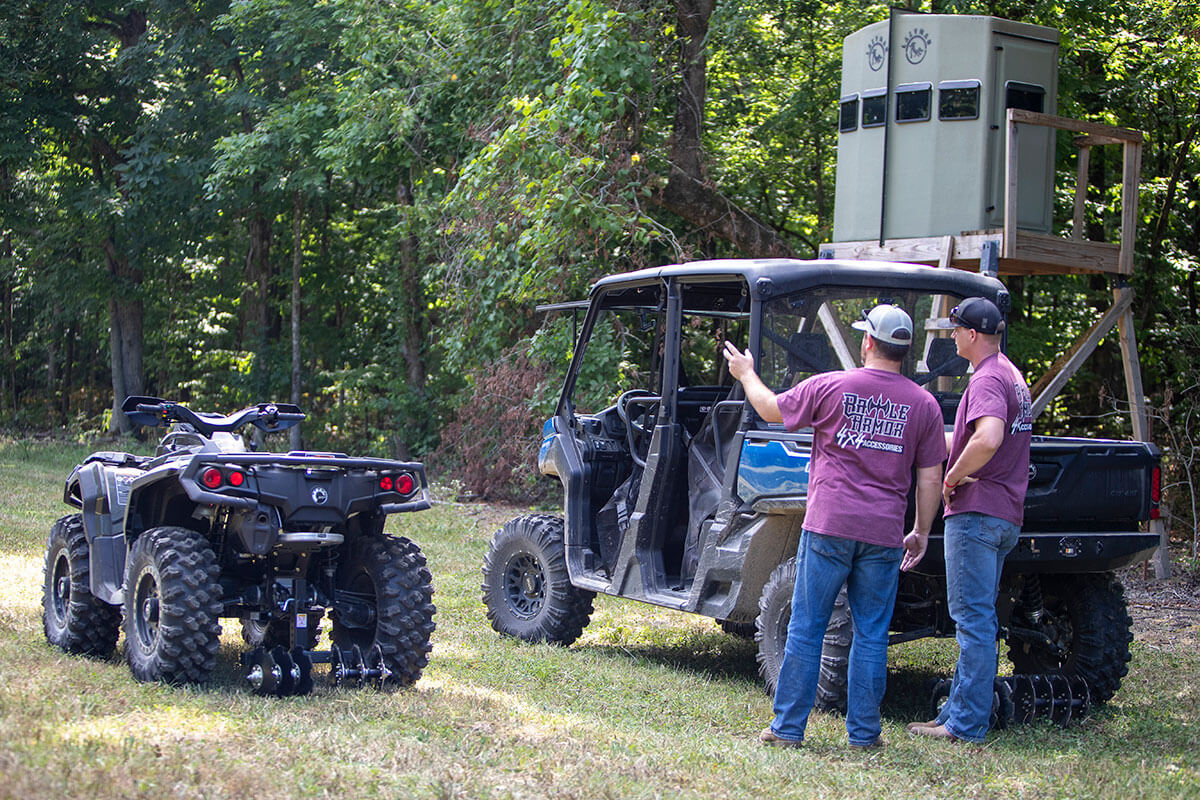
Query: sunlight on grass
59 704 238 745
0 553 43 620
422 677 586 744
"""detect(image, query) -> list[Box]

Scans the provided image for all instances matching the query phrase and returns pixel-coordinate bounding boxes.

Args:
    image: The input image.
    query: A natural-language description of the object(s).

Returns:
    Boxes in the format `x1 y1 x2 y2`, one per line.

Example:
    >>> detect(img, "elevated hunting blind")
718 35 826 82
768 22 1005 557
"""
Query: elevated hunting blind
833 15 1059 243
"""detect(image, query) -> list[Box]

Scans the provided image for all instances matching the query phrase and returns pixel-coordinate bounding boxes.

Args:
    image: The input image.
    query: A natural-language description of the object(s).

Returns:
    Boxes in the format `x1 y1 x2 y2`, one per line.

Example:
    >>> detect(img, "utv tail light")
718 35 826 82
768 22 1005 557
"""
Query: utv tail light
379 475 394 491
201 467 223 489
1150 466 1161 519
395 473 415 495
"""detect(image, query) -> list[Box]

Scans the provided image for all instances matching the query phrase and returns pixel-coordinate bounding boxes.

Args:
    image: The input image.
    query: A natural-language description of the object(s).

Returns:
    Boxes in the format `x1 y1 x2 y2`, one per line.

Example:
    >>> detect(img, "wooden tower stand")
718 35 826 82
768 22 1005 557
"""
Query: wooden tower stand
820 109 1169 577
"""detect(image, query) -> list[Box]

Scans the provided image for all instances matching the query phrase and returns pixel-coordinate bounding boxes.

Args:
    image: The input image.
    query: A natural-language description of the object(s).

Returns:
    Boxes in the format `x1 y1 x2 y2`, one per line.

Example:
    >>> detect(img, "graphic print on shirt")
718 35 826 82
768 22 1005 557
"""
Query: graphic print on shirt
836 392 911 454
1012 380 1033 435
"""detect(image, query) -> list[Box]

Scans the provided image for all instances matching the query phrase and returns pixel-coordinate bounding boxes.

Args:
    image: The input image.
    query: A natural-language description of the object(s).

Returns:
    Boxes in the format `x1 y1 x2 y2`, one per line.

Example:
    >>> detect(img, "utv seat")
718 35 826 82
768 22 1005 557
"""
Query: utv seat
681 383 744 579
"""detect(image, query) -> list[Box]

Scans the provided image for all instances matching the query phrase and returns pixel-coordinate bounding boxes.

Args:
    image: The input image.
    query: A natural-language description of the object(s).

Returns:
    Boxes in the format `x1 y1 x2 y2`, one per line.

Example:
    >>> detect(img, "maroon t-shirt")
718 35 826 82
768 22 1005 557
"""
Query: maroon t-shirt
776 368 947 548
945 352 1033 526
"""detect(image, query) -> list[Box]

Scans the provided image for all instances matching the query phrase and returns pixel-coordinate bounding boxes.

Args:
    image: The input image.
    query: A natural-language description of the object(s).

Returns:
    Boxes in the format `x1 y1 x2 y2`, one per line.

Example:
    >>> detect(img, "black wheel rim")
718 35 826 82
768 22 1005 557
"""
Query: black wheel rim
51 551 71 624
503 552 545 619
133 569 160 651
1022 599 1075 671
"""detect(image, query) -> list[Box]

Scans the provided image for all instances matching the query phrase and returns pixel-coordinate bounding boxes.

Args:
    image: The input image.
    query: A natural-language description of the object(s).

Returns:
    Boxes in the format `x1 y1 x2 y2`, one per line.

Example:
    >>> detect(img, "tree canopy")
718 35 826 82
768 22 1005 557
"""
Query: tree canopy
1 0 1198 510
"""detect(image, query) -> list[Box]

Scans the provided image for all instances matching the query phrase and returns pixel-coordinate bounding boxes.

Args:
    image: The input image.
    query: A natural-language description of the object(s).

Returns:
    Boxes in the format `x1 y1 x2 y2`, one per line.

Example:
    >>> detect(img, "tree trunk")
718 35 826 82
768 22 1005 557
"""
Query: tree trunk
1 275 11 417
47 304 60 422
244 209 273 344
397 176 426 394
103 240 144 435
108 298 127 435
1 164 12 416
63 320 75 419
290 192 303 452
82 11 148 436
652 0 796 259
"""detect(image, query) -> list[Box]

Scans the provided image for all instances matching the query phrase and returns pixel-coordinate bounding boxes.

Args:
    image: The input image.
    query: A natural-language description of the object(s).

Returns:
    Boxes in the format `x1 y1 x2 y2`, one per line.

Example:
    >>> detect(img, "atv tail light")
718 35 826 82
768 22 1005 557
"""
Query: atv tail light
201 467 223 489
395 473 415 495
379 475 394 491
228 470 246 487
1150 466 1161 519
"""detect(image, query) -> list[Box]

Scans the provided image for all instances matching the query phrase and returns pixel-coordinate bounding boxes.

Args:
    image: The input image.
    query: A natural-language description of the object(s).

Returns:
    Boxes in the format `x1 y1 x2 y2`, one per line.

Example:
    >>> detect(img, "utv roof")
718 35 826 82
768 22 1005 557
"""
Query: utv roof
587 258 1009 306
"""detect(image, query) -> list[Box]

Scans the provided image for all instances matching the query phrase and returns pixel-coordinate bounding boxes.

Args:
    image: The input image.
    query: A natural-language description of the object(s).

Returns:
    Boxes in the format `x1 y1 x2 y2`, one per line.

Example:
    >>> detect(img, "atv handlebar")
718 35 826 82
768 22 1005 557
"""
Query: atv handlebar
122 396 305 436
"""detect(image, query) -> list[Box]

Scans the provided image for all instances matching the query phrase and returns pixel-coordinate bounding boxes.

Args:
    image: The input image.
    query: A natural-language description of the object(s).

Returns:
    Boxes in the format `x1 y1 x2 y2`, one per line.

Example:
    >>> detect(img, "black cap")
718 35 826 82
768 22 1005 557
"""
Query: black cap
948 297 1005 335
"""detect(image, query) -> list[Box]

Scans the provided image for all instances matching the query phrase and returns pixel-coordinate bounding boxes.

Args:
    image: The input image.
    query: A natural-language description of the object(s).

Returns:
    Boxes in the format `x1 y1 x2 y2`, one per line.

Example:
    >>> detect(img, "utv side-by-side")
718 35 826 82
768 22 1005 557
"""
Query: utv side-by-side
43 396 436 695
482 259 1160 725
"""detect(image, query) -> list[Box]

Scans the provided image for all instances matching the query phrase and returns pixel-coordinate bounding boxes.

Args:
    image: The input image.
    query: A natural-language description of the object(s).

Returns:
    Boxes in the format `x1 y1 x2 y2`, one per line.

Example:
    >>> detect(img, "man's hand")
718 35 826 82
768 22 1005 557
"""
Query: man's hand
941 474 978 506
942 416 1002 505
721 341 783 423
901 530 927 572
722 340 755 381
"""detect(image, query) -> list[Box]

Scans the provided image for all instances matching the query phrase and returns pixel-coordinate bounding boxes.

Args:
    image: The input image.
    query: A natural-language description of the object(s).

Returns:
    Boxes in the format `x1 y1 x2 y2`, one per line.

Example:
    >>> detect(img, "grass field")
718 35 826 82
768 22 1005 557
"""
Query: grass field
1 438 1197 799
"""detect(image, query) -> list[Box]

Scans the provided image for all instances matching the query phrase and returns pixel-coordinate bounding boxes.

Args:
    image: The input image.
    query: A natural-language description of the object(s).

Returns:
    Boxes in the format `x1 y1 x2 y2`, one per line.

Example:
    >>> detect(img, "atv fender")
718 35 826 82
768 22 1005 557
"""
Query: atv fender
123 465 193 539
70 460 139 604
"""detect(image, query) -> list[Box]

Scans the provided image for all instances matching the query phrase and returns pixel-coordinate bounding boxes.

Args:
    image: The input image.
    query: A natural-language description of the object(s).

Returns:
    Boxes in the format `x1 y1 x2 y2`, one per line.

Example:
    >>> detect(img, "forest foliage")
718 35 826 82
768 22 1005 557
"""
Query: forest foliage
1 1 1198 528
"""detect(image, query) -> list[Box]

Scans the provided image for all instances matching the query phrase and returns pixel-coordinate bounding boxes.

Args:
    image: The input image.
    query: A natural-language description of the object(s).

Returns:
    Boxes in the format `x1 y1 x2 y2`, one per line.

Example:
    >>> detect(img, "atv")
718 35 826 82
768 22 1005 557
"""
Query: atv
42 396 436 696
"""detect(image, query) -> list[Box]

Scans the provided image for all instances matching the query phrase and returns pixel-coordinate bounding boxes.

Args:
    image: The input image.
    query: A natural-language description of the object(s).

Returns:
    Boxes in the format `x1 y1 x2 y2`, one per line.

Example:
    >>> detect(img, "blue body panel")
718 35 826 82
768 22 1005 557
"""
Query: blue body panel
736 437 811 504
538 417 561 476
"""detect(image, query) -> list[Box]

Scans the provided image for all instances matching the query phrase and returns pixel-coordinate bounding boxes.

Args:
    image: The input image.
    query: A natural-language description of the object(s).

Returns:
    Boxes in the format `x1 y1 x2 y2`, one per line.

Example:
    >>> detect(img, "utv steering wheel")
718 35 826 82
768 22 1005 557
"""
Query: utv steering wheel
616 389 659 469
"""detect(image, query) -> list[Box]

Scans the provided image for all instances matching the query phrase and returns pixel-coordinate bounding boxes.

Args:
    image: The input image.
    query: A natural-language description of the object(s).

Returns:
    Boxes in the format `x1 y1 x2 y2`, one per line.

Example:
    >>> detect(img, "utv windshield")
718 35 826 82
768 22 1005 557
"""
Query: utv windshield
760 285 971 398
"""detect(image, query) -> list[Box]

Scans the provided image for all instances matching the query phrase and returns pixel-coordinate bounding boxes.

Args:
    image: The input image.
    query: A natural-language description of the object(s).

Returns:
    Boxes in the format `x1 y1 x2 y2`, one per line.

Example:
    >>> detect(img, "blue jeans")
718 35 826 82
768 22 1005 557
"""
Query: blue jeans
935 512 1020 742
770 530 903 746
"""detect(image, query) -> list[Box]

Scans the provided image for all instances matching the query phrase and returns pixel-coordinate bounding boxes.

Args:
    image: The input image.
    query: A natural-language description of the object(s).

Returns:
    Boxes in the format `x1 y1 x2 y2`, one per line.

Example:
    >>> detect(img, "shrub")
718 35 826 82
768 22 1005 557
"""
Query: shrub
435 346 559 502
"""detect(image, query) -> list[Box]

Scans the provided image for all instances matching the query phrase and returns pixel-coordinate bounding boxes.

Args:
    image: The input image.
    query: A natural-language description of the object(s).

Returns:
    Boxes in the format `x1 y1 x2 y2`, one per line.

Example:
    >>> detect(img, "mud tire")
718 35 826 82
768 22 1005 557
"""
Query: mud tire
42 514 121 657
481 515 594 645
1006 573 1133 705
123 527 223 684
755 558 794 697
330 535 436 688
815 587 852 714
756 559 851 712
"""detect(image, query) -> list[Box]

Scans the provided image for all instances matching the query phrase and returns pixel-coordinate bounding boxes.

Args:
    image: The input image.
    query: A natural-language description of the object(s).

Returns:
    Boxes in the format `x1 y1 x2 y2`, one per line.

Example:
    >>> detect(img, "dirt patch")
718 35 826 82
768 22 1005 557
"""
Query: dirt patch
440 500 536 538
1119 559 1200 651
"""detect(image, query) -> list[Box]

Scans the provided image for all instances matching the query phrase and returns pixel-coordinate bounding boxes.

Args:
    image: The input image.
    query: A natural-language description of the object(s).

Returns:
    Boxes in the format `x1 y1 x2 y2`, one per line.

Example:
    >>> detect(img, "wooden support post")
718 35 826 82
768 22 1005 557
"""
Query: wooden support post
1004 111 1019 259
1115 287 1148 442
1113 284 1169 577
1119 141 1142 275
818 304 860 370
1072 143 1091 241
937 235 955 269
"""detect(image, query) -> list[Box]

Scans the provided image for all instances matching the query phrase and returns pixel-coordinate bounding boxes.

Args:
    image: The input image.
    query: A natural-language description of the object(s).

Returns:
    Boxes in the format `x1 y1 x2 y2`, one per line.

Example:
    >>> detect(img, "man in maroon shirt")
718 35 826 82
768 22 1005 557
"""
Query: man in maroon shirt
724 304 946 748
908 296 1032 743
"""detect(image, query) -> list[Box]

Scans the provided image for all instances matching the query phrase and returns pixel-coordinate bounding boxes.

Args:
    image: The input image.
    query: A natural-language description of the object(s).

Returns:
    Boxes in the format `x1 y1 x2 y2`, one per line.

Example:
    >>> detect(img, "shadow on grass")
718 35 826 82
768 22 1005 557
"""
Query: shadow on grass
577 630 763 685
574 628 955 722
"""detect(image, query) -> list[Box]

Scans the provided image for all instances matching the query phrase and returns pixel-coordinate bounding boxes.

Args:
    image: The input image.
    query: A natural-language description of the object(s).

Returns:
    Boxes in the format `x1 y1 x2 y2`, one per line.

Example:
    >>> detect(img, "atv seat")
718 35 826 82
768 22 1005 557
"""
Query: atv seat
275 531 345 552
